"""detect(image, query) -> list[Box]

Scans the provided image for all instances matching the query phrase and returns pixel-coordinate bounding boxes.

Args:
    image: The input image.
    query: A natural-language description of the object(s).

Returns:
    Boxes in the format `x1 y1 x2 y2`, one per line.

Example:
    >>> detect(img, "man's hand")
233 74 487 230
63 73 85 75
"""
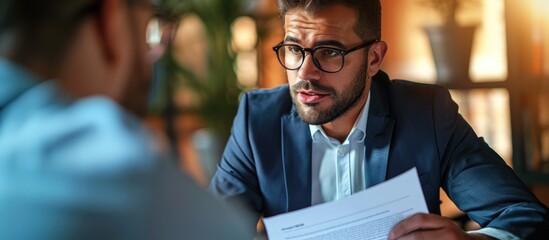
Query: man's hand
388 213 495 240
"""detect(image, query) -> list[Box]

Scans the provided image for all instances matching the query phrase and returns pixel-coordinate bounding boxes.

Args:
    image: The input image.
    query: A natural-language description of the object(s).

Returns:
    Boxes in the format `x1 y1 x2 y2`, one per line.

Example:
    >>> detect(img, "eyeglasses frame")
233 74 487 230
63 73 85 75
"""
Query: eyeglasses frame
272 39 379 73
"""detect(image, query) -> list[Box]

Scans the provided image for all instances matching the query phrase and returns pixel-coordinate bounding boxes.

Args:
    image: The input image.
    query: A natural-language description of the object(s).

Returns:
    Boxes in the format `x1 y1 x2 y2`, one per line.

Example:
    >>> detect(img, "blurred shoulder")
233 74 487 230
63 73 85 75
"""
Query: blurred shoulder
48 96 164 172
0 86 164 174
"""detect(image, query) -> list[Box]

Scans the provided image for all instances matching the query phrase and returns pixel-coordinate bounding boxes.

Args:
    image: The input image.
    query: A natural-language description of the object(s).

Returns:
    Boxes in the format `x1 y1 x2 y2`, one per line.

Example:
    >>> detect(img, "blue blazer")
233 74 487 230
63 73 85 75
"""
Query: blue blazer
209 71 549 238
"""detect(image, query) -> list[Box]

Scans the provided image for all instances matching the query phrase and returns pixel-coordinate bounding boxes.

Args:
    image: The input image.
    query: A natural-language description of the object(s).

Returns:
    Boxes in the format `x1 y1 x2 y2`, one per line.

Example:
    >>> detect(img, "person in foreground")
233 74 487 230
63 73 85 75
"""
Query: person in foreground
0 0 252 239
208 0 549 239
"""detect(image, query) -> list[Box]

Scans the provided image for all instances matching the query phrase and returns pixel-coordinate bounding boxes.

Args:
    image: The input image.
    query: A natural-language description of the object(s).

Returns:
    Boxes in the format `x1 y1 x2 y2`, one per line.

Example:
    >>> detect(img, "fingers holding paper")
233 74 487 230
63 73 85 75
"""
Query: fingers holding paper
388 213 493 240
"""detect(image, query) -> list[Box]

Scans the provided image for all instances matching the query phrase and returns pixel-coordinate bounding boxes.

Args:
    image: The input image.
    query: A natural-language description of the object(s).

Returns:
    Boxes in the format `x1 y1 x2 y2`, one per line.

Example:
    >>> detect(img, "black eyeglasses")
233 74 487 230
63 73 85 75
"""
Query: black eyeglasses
272 39 379 73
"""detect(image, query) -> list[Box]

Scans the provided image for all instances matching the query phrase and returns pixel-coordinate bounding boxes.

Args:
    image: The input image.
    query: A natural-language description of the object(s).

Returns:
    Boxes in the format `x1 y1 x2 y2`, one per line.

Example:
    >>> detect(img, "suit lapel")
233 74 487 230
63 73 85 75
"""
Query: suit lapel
364 71 395 188
281 111 312 212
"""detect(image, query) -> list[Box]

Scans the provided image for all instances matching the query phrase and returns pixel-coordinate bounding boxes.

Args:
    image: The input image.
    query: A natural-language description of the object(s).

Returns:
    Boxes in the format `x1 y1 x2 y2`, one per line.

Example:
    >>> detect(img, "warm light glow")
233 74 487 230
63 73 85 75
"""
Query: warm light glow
231 16 258 51
236 51 259 87
395 0 508 82
469 0 508 81
231 16 259 88
531 0 549 76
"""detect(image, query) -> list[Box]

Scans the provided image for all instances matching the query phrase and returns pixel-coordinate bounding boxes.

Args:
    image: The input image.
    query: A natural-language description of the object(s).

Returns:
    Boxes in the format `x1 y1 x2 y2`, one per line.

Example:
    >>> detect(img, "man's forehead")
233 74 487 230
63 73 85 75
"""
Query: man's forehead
284 3 357 19
284 5 357 29
283 5 360 45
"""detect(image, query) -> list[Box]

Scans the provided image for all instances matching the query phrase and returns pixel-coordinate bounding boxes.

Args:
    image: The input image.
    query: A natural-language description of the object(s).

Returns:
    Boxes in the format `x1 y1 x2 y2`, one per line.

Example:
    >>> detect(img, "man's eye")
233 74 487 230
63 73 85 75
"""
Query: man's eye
287 46 302 55
321 48 340 57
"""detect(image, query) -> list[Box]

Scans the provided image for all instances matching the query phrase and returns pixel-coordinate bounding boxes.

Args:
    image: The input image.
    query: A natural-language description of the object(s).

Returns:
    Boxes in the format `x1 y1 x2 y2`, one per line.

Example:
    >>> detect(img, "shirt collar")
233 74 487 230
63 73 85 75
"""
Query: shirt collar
309 90 371 143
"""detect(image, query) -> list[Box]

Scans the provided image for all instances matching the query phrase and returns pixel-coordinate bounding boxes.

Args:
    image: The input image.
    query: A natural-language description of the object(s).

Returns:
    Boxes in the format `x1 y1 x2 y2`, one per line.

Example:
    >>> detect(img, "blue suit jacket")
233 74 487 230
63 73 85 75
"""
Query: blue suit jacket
209 71 549 238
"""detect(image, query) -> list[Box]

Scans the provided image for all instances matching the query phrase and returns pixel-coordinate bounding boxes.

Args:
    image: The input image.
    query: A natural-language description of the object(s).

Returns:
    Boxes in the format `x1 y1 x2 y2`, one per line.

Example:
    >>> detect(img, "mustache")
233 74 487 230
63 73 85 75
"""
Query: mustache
292 80 336 95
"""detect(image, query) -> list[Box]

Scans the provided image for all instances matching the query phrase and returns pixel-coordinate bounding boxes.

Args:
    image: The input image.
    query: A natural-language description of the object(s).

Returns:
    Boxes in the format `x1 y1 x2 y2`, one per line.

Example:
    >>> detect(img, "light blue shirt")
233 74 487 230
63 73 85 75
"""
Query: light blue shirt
308 88 519 240
0 59 253 240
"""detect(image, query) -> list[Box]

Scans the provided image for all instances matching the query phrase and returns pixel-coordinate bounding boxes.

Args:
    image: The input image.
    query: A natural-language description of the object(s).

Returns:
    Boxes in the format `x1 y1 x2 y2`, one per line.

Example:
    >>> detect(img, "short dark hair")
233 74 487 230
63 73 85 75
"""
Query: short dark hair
0 0 147 66
276 0 382 41
0 0 97 65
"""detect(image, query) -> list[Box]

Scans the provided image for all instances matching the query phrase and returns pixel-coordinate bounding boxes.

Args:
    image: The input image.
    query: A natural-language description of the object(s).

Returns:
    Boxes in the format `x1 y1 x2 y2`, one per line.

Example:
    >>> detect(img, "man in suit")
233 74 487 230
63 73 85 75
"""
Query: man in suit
208 0 549 239
0 0 252 239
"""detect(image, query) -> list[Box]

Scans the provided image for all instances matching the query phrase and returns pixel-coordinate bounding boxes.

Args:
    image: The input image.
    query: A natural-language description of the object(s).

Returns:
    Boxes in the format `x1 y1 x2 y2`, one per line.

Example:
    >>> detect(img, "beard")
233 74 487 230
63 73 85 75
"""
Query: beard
290 64 368 125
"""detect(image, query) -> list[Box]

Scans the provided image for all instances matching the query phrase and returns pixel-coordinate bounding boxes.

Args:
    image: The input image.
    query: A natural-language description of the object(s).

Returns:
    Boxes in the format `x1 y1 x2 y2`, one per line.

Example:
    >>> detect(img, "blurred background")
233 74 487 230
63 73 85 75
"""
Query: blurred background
147 0 549 229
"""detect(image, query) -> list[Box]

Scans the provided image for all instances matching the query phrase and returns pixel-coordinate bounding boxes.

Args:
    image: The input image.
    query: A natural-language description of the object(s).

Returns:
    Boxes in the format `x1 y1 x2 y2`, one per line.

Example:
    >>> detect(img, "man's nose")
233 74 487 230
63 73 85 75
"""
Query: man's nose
297 54 322 81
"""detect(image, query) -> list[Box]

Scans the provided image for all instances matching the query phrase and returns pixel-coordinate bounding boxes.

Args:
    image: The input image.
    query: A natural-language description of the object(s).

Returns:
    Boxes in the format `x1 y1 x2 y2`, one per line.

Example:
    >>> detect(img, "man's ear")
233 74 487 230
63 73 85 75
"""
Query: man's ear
95 0 132 74
367 41 388 77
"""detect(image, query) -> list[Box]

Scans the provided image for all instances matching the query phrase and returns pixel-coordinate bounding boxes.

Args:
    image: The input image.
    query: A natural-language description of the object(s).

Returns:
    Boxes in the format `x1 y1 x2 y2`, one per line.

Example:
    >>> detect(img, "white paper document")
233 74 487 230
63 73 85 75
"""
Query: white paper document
263 168 428 240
